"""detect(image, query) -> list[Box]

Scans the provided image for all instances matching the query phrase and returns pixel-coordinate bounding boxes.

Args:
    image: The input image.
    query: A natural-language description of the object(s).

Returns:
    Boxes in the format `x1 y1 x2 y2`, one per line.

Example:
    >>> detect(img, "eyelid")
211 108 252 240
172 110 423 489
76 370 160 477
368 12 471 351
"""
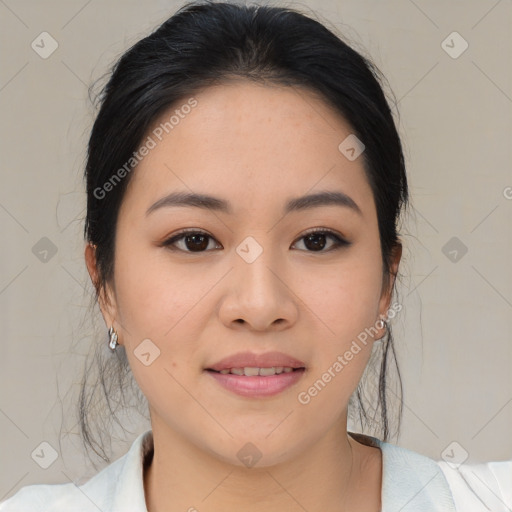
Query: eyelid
298 226 348 241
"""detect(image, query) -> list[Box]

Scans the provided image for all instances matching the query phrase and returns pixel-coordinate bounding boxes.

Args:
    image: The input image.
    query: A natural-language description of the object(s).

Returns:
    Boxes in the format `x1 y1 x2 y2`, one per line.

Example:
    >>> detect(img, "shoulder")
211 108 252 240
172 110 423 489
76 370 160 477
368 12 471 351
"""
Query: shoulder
0 430 152 512
350 431 512 511
0 458 124 512
381 439 512 511
0 481 100 512
437 459 512 511
351 432 457 510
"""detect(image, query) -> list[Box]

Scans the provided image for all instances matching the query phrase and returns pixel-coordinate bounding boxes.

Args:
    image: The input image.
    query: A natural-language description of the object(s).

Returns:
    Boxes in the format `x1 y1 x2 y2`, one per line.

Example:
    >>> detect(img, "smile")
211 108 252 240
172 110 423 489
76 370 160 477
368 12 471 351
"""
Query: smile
205 367 306 397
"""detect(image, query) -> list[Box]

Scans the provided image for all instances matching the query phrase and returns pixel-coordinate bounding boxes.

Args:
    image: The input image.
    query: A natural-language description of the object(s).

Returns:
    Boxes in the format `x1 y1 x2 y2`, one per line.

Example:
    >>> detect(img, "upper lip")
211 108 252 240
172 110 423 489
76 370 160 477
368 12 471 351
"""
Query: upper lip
206 351 306 371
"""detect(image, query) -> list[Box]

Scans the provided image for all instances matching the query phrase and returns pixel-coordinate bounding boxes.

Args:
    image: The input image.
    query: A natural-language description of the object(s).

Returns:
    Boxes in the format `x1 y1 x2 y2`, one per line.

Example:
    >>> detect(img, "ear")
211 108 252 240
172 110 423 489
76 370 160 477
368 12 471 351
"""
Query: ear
84 242 118 330
376 242 402 335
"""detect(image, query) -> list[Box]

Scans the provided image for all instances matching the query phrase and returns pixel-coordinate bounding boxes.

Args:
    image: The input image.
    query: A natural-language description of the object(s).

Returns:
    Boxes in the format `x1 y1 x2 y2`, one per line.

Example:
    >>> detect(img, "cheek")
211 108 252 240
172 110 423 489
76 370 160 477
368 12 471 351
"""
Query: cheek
294 250 384 343
293 261 381 424
112 242 210 339
111 245 222 386
291 244 383 407
112 254 206 409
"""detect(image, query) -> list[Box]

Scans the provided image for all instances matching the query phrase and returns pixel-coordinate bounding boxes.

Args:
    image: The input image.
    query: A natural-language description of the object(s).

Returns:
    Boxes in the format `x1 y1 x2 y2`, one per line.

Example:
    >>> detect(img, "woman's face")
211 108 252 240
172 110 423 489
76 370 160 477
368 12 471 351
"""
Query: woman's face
88 80 400 466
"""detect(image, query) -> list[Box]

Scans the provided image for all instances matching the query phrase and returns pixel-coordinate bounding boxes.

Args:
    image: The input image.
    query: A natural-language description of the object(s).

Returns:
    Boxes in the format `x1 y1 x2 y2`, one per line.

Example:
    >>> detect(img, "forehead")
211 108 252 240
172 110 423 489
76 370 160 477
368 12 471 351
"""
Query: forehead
121 80 375 219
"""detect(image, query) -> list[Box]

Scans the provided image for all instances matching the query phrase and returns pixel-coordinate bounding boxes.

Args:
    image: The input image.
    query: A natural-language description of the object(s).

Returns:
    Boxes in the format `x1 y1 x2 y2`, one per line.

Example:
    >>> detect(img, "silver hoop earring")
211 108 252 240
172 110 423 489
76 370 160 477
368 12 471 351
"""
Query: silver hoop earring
108 326 118 351
377 318 388 341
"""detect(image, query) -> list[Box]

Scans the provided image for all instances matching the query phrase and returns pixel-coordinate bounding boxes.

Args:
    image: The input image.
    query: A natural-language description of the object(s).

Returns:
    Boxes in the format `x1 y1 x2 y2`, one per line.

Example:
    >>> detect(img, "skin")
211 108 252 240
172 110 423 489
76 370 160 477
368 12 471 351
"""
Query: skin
85 80 402 512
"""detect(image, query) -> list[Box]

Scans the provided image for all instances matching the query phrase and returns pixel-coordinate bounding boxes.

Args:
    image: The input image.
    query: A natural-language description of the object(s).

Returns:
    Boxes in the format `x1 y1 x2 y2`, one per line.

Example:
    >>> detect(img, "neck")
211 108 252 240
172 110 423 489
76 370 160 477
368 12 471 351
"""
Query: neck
143 416 381 512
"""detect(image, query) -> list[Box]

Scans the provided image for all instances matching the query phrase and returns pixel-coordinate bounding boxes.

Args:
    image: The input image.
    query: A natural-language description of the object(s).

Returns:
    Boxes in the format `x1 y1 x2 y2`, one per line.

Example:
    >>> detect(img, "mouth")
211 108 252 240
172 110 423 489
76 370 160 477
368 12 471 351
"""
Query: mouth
206 366 304 376
204 351 307 397
204 366 306 398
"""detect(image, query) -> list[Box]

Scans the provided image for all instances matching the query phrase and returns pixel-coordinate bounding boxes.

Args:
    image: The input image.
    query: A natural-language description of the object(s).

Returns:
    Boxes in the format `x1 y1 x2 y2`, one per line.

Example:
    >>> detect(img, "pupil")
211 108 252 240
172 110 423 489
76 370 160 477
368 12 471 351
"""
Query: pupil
186 234 208 251
305 233 326 251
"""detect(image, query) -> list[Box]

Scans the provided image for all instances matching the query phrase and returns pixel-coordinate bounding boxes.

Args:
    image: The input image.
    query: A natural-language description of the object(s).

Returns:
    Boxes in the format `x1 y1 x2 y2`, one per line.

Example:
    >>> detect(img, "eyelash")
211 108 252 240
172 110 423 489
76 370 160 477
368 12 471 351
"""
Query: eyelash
160 227 350 254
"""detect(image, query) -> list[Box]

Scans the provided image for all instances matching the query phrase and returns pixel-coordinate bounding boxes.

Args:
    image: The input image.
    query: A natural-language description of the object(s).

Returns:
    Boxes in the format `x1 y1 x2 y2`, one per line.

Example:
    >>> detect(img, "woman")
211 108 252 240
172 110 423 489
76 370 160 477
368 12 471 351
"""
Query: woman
1 1 510 511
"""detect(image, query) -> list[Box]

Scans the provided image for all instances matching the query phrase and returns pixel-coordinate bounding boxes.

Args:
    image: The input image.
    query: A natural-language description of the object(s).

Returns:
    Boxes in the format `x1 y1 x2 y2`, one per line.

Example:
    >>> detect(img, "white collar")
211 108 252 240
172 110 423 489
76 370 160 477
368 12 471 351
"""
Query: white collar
82 429 456 511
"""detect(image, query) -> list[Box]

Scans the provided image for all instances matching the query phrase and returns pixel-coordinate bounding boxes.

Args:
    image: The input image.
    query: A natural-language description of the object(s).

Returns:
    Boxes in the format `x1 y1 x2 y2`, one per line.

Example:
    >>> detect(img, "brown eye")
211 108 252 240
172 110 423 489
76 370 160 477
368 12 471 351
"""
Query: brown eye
162 228 350 254
292 229 350 252
304 232 329 251
162 230 220 252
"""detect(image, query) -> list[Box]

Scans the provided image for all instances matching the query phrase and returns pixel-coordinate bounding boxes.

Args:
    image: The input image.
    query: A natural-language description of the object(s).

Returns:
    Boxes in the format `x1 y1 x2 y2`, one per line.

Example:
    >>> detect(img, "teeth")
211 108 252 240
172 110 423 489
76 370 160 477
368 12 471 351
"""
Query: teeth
258 367 276 376
217 366 298 376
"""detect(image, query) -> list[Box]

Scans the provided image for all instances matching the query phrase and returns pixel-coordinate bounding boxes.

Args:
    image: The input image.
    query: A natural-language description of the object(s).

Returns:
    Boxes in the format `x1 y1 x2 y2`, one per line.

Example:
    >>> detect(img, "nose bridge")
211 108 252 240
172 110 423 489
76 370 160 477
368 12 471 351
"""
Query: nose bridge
217 230 299 331
234 233 281 292
231 230 300 321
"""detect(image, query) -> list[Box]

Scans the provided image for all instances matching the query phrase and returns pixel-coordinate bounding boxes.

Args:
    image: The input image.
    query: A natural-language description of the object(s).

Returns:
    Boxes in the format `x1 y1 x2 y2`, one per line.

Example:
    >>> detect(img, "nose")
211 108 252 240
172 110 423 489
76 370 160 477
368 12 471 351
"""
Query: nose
218 237 299 332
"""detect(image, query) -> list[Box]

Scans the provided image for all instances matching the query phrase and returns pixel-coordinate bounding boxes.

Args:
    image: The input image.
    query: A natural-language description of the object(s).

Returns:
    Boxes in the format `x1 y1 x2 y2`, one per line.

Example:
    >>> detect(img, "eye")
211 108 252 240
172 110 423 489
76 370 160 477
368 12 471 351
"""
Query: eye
161 229 221 253
160 227 350 253
291 228 350 252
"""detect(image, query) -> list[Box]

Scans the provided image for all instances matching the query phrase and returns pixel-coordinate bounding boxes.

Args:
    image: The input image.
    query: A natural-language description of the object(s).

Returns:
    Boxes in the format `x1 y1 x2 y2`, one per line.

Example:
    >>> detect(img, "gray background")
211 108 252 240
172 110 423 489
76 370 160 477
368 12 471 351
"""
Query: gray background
1 0 511 500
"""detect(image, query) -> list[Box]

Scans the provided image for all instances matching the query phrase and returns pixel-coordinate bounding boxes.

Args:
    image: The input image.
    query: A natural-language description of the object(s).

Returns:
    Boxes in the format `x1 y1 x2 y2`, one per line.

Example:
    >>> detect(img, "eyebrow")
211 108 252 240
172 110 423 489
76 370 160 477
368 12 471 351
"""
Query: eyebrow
145 190 362 217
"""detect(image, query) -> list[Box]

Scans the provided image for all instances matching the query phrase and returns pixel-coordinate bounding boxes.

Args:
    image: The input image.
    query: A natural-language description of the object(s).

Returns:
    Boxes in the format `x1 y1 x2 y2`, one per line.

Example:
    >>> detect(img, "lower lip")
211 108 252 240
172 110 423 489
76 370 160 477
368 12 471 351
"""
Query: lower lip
205 369 305 398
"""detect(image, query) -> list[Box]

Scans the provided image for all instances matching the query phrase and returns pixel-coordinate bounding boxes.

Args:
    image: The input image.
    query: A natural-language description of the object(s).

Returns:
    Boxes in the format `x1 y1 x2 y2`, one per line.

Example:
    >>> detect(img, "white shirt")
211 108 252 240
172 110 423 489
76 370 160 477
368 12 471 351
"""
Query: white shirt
1 429 510 511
